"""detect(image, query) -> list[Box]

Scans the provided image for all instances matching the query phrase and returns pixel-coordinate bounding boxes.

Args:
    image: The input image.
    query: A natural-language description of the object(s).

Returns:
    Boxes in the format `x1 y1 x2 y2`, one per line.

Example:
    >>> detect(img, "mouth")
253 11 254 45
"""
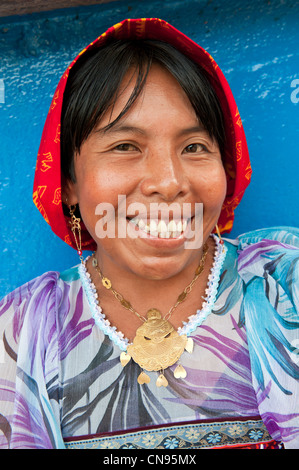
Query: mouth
126 215 194 239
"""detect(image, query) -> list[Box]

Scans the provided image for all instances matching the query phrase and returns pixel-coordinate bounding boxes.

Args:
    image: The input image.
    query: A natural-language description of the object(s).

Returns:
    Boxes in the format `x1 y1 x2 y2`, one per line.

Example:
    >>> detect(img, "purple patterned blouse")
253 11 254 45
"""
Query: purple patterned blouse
0 227 298 449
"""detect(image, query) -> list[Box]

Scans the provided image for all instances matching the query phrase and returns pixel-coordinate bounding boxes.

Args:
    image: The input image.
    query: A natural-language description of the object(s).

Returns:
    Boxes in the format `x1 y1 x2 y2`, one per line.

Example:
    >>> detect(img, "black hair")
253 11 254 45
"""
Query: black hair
61 39 225 182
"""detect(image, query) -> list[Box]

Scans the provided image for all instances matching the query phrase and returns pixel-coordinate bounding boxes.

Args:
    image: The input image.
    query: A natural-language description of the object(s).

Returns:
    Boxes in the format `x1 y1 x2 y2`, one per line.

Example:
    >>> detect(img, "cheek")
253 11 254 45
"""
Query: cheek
194 164 227 208
75 168 139 241
210 171 227 207
76 167 126 208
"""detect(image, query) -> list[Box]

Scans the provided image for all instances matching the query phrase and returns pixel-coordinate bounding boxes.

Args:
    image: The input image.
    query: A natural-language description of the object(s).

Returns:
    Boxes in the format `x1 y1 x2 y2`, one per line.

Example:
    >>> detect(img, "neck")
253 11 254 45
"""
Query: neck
87 236 216 319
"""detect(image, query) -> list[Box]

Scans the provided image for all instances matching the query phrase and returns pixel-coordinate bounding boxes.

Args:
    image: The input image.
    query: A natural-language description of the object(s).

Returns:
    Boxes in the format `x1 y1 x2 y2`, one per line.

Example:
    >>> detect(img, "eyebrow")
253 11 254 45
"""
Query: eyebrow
95 124 147 136
177 125 206 136
95 123 207 138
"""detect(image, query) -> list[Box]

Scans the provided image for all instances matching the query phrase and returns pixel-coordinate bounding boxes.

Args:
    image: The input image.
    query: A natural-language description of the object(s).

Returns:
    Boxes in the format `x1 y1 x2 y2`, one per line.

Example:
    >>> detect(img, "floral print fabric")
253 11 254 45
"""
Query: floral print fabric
64 417 281 449
0 227 298 448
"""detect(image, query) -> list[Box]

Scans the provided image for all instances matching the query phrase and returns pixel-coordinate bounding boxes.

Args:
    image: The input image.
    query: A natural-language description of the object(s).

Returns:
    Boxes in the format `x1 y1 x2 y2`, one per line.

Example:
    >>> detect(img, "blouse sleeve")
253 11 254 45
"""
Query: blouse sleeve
237 226 299 448
0 272 65 449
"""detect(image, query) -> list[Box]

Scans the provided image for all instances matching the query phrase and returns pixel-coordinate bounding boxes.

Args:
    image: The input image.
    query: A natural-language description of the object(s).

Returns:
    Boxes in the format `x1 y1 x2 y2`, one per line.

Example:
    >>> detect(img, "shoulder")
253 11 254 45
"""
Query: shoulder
235 225 299 254
0 272 60 354
235 225 299 247
224 226 299 254
0 265 84 377
0 266 81 334
0 264 81 306
216 226 299 293
232 226 299 283
0 271 60 318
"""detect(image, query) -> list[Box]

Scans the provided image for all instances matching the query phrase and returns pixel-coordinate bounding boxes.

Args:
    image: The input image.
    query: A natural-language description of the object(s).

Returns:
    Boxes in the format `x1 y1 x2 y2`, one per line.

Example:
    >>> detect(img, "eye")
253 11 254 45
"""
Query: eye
183 143 207 153
114 143 138 152
164 333 171 339
144 336 151 341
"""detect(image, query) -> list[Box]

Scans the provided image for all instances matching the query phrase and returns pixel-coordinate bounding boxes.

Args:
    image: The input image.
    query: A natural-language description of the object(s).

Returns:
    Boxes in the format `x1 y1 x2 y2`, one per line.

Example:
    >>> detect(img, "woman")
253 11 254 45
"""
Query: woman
0 18 298 449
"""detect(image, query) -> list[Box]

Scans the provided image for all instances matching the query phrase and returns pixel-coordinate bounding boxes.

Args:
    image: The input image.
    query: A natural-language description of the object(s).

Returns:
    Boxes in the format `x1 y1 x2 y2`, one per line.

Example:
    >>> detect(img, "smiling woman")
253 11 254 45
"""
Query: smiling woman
0 18 298 450
64 63 226 294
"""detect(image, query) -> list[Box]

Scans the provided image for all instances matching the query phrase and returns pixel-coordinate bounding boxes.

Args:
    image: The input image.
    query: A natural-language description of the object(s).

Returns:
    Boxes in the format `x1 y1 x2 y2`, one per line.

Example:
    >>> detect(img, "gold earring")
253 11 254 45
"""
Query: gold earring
69 204 83 263
215 224 224 246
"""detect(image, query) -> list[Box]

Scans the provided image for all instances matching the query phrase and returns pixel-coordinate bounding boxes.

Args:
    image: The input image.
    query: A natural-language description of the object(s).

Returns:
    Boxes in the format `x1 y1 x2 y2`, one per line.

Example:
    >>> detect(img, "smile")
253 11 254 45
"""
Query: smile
127 216 192 239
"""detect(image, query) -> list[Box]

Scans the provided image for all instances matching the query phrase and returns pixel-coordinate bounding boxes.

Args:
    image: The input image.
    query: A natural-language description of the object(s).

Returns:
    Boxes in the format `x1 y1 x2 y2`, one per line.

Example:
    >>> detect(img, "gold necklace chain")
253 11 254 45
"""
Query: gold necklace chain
91 242 208 323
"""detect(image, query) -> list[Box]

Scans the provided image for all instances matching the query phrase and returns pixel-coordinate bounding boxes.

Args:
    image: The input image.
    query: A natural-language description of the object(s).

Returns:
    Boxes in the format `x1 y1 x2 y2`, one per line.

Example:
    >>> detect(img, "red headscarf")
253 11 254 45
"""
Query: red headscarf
33 18 252 251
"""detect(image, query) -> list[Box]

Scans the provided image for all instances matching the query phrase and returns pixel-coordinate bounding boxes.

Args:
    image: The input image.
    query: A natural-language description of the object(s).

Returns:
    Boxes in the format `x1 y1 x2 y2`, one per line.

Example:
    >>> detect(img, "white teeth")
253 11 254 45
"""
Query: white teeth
176 220 183 233
159 231 171 239
167 220 177 232
137 219 146 230
130 217 189 238
157 220 167 233
164 232 172 238
149 220 158 236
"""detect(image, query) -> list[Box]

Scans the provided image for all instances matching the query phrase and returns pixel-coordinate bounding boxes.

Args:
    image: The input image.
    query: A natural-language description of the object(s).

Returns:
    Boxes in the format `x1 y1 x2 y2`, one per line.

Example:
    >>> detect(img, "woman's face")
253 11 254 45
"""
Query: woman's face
66 64 227 280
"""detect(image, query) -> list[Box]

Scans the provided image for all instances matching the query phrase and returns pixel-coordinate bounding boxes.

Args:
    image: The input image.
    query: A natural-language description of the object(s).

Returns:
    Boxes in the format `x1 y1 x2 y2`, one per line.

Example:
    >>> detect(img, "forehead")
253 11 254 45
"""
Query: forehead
95 63 199 132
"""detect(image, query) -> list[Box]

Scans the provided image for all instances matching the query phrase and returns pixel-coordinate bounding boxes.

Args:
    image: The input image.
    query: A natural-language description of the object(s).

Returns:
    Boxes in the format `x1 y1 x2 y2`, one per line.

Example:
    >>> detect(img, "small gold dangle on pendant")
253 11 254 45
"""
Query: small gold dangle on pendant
137 370 151 385
156 371 168 387
120 351 131 367
185 337 194 354
173 364 187 379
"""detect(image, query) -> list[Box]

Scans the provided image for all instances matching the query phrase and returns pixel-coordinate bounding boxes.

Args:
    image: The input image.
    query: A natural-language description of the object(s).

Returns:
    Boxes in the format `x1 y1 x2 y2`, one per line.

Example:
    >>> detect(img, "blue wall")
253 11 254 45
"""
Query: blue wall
0 0 298 297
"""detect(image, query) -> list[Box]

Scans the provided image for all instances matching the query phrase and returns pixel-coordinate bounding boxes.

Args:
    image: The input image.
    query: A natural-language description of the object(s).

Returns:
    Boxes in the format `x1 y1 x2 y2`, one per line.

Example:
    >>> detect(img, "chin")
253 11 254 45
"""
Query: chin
129 253 199 281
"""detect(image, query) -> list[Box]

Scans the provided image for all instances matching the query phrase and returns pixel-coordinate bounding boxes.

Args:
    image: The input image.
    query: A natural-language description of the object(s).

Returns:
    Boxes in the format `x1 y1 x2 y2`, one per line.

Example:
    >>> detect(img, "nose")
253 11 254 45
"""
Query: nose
140 149 190 201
